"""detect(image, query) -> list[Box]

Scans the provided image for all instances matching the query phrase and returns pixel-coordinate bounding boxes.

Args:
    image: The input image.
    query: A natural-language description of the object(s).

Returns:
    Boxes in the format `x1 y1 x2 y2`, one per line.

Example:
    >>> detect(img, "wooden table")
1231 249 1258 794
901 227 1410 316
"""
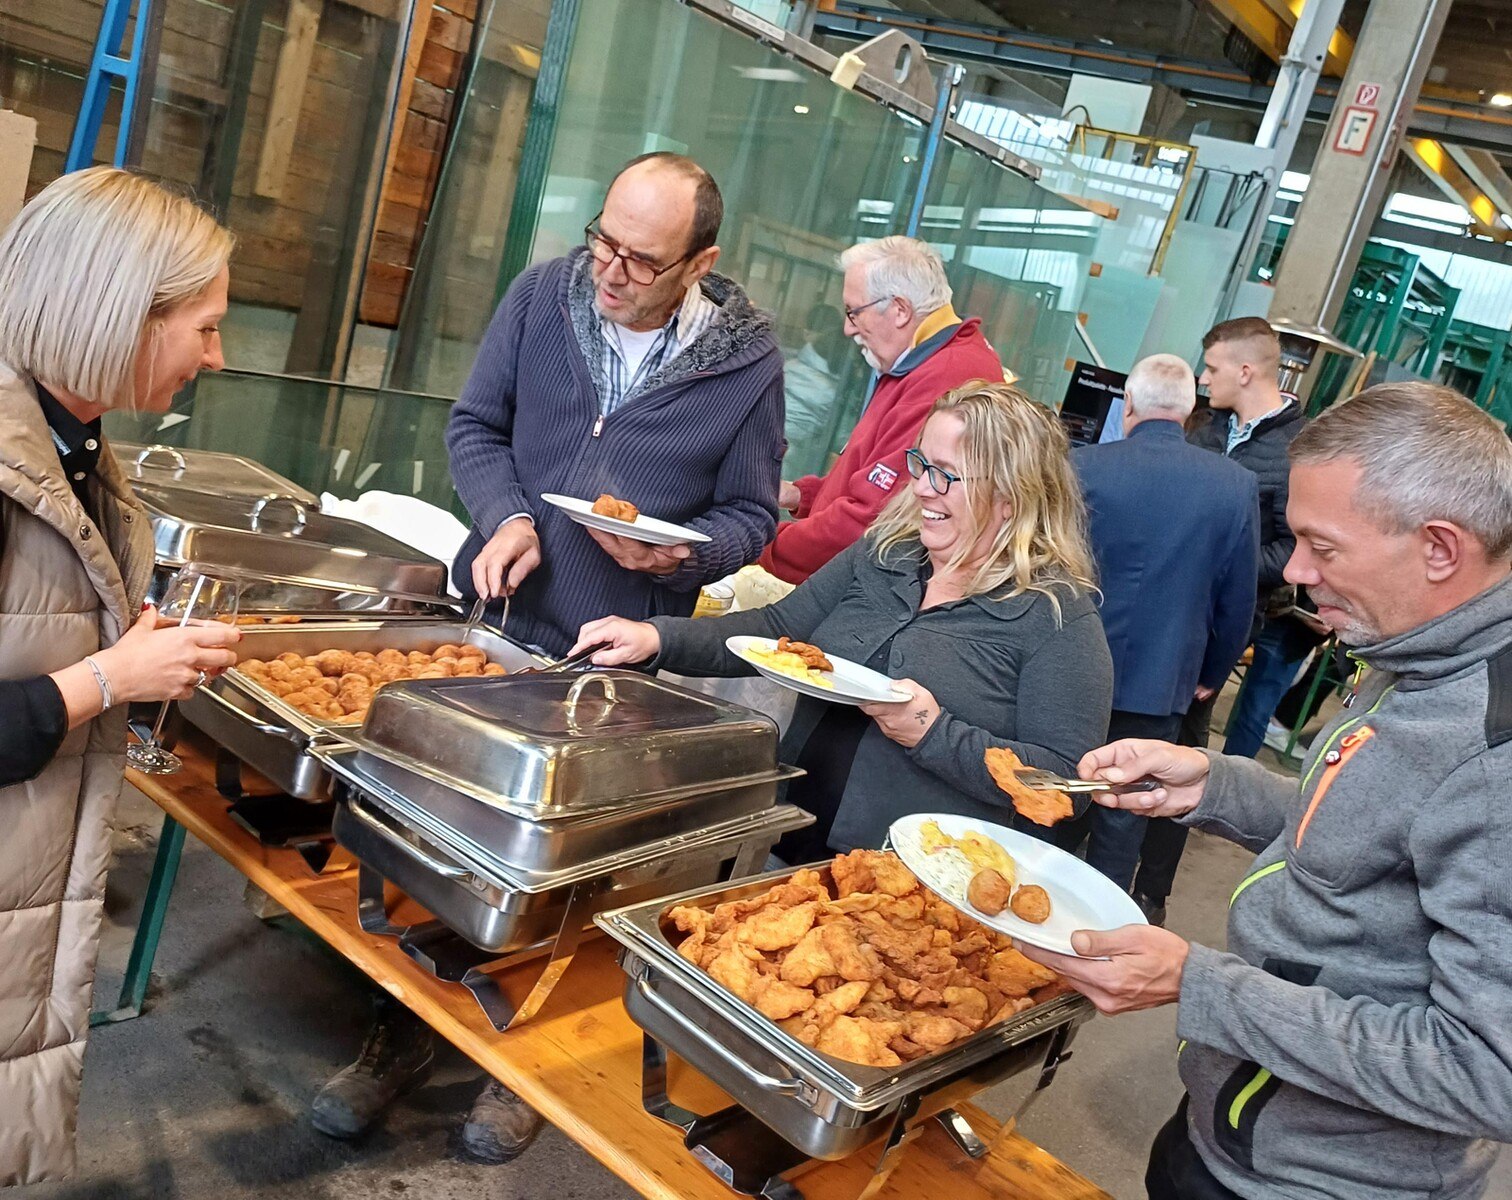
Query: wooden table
109 733 1110 1200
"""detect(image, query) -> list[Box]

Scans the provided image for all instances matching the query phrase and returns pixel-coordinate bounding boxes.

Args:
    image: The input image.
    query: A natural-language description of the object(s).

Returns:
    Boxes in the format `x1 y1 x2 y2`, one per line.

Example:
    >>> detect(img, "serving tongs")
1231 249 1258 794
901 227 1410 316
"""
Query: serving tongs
1014 767 1159 795
513 642 612 676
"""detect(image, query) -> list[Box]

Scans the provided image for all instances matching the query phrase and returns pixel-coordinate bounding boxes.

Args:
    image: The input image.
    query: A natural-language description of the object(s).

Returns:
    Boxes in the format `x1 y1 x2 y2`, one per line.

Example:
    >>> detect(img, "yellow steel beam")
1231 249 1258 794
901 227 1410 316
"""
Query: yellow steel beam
1205 0 1353 76
1405 138 1512 242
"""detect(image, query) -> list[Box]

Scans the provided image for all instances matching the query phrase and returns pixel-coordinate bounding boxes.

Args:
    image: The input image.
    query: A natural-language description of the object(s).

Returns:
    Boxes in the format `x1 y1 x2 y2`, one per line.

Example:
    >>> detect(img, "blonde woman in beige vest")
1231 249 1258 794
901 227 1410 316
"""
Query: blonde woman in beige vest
0 167 243 1185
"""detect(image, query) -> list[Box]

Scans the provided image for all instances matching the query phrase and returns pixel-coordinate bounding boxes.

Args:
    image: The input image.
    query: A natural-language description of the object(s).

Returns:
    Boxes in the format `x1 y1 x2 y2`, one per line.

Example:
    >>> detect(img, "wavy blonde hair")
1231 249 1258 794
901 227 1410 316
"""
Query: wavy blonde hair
0 166 233 410
870 381 1097 614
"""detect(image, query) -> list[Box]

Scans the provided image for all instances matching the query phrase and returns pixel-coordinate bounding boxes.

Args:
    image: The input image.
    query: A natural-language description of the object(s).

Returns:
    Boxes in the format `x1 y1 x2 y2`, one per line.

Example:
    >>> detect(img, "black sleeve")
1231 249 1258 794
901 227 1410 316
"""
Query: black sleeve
0 676 70 787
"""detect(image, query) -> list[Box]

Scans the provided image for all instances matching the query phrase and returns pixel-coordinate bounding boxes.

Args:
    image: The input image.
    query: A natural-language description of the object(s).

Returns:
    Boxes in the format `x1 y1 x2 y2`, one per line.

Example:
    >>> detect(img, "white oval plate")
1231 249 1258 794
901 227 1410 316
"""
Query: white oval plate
726 635 910 706
541 493 712 546
889 811 1147 956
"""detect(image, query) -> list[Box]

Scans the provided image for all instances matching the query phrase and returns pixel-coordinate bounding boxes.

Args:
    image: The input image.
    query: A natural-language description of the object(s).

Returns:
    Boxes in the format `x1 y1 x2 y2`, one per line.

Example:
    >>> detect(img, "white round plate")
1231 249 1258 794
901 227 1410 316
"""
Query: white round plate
726 635 910 706
889 811 1147 956
541 493 712 546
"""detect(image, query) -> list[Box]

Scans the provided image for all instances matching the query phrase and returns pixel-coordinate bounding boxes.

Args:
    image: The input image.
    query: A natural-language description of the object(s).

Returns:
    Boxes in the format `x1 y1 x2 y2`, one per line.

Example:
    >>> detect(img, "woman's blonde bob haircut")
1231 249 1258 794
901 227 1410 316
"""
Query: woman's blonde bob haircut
0 167 233 410
870 381 1097 613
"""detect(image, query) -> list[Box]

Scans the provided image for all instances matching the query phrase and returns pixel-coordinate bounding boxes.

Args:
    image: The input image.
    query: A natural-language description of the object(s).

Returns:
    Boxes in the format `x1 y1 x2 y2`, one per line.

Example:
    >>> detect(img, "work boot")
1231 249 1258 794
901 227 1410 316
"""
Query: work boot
459 1079 544 1164
1134 892 1168 929
310 999 435 1138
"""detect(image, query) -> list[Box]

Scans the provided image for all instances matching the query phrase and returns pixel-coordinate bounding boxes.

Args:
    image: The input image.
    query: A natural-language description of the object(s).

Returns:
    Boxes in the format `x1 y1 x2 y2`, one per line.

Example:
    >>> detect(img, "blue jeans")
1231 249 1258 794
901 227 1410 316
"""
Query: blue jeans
1223 621 1312 758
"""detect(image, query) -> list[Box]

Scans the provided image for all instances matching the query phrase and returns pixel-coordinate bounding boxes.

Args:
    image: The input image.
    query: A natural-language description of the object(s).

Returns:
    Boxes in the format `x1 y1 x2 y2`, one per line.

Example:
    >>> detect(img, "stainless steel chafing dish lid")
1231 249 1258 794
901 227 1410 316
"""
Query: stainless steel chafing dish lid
114 442 318 503
135 483 448 600
335 671 782 820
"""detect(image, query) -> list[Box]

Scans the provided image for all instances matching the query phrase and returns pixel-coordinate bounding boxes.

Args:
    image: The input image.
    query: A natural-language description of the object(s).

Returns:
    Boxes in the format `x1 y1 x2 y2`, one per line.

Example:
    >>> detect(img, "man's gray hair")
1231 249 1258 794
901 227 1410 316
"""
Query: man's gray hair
1290 382 1512 559
1126 353 1195 420
839 236 952 317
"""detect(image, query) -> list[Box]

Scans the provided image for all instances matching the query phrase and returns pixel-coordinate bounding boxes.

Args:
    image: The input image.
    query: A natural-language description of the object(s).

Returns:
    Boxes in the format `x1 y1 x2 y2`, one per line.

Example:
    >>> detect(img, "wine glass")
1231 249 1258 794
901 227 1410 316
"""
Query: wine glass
126 566 241 775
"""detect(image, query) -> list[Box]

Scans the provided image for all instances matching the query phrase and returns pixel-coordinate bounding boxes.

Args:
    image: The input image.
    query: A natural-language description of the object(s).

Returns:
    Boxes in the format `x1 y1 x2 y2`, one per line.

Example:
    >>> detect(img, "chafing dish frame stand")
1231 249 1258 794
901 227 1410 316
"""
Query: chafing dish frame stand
351 818 780 1033
355 863 603 1032
215 748 340 873
636 994 1076 1200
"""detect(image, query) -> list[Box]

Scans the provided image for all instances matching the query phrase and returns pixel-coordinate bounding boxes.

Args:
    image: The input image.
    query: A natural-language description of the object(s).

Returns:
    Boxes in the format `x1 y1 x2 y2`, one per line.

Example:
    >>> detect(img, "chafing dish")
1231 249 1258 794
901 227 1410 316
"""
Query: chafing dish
320 742 810 1031
113 442 318 503
132 483 448 616
595 868 1093 1180
180 620 544 800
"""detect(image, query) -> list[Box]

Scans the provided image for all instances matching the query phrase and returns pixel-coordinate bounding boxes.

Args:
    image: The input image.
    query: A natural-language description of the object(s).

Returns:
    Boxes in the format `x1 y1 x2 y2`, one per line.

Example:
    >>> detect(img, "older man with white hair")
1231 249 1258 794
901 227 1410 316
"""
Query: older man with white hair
1026 382 1512 1200
1057 353 1260 893
759 235 1004 583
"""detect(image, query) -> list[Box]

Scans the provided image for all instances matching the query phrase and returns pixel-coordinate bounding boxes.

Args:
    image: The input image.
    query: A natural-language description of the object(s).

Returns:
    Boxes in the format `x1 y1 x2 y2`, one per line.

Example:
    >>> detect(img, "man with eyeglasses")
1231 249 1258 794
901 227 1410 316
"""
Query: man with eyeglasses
319 154 783 1160
443 151 784 659
759 235 1005 584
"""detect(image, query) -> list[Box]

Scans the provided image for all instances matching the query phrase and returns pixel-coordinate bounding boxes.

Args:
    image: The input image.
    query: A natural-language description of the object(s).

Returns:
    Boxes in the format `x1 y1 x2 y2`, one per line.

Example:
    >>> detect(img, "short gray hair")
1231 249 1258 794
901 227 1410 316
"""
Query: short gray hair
1290 382 1512 559
0 167 233 410
839 236 952 317
1126 353 1195 419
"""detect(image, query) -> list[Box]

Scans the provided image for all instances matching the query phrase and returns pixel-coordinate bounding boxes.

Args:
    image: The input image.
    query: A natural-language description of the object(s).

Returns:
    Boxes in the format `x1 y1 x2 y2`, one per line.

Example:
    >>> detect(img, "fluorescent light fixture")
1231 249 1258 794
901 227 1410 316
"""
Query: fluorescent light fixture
733 66 805 82
793 104 809 114
1489 93 1512 107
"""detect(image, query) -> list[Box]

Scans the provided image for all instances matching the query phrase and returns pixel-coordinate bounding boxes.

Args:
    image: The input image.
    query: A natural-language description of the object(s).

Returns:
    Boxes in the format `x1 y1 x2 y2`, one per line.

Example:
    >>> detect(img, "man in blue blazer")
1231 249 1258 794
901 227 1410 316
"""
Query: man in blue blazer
1060 354 1260 897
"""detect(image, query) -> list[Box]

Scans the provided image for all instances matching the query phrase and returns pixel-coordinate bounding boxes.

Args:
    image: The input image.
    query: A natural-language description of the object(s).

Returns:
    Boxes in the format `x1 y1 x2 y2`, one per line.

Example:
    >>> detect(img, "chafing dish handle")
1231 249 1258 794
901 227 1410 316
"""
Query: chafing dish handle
134 445 187 472
345 798 472 880
632 976 814 1101
250 493 310 533
194 680 307 741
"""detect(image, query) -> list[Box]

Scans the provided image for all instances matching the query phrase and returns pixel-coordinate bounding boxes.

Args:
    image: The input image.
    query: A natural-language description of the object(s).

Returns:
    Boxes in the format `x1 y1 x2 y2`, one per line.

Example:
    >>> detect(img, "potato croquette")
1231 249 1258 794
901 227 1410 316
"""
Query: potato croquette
967 868 1012 917
1009 885 1052 924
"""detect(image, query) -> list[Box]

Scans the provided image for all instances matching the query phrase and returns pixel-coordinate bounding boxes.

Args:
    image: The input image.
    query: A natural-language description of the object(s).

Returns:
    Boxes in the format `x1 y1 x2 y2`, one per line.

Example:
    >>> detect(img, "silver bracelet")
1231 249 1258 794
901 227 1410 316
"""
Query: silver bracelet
83 655 115 711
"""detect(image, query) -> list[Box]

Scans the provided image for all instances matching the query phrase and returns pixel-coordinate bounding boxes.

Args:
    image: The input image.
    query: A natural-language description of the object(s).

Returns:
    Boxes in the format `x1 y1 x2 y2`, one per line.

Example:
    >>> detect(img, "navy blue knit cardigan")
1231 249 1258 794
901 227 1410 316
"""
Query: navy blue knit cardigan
446 249 786 655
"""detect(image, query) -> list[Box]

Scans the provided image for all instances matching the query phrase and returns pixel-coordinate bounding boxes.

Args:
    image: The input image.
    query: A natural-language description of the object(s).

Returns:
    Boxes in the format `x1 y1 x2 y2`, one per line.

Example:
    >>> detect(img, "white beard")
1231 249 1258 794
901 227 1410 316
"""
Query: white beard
853 335 881 372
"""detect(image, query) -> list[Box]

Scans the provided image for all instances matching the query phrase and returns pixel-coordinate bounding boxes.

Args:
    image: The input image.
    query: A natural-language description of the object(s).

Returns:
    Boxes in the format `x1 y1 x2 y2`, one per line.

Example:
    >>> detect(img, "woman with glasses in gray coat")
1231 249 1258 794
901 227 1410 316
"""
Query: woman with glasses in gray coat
576 381 1113 860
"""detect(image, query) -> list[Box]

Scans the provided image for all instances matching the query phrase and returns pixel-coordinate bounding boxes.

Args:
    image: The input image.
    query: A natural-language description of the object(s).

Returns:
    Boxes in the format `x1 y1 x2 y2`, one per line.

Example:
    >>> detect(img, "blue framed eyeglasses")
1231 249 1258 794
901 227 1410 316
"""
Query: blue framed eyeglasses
842 295 892 324
905 448 963 495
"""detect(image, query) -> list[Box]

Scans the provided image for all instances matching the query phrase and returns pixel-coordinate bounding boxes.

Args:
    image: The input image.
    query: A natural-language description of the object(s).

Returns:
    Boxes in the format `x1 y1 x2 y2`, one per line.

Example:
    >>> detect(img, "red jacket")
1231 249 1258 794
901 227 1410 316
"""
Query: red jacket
760 317 1004 583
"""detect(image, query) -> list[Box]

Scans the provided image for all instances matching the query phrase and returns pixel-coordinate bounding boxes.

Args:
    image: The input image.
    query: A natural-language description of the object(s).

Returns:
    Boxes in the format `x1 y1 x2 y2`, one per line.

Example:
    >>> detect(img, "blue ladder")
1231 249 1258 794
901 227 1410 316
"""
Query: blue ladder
65 0 162 171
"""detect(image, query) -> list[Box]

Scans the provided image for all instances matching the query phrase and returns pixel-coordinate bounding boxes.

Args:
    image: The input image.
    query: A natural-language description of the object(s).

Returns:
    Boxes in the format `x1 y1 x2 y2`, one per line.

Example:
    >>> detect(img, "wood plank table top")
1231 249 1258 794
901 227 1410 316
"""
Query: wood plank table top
127 737 1110 1200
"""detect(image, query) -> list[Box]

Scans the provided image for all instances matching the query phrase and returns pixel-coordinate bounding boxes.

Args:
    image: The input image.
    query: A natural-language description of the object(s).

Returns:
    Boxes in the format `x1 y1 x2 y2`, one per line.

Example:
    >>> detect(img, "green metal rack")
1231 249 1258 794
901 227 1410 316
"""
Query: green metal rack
1435 318 1512 427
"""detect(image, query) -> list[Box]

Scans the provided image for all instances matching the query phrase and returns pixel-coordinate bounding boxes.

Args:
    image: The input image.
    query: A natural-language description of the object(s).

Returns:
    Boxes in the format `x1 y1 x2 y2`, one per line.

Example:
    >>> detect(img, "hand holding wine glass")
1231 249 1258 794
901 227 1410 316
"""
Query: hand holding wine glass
121 567 242 775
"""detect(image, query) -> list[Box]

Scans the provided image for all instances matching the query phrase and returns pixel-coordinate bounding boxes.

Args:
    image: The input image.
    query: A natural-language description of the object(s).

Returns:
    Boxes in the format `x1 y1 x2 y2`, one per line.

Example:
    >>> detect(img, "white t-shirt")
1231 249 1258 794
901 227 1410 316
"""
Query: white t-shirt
612 324 666 383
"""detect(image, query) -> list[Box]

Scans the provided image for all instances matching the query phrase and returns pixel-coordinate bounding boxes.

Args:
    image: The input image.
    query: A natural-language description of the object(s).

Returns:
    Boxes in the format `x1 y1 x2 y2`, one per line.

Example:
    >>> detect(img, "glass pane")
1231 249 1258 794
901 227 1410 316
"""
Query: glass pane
103 369 464 516
919 133 1102 408
0 0 409 379
384 0 549 392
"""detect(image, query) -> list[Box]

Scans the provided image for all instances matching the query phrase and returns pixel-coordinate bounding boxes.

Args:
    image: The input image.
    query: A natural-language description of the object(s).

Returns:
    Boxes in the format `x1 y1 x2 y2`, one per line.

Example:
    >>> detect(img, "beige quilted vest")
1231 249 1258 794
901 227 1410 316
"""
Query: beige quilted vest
0 362 152 1184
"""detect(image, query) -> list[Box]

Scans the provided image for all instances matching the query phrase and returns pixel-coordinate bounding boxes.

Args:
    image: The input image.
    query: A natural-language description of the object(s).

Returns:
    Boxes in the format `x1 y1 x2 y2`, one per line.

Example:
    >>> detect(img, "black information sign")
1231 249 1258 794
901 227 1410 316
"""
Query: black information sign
1059 362 1129 446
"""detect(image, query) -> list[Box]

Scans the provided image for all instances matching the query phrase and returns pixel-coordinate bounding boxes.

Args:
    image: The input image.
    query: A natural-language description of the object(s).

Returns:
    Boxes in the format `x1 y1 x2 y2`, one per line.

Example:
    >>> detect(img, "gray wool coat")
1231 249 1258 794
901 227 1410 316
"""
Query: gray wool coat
650 537 1113 851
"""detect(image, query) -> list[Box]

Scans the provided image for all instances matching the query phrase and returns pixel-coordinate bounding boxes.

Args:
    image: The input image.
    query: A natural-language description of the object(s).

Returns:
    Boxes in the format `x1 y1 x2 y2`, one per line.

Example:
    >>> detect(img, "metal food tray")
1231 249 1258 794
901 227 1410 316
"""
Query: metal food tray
331 764 811 1032
310 737 801 880
179 620 544 800
595 868 1093 1163
340 669 782 822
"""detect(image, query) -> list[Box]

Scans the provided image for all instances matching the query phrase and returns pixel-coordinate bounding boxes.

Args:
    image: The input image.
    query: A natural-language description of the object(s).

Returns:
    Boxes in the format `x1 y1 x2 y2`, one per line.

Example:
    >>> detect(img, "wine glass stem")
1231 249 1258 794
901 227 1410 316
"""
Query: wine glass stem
145 574 209 747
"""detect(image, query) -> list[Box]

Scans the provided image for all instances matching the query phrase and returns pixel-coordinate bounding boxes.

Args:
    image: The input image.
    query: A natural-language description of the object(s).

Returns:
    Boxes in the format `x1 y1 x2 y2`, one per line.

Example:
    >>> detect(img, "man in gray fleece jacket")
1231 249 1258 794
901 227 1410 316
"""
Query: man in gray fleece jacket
1020 382 1512 1199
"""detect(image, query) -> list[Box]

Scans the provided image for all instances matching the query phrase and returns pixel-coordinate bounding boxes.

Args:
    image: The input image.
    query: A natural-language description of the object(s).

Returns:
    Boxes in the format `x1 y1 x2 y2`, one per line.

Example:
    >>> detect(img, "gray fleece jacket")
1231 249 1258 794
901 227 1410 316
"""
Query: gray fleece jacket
1174 573 1512 1199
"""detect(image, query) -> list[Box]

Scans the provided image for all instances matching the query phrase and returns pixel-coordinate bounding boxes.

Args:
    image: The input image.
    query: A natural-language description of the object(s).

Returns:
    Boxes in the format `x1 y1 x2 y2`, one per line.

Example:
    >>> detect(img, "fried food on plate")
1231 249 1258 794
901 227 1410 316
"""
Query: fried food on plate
774 636 834 673
967 868 1012 917
984 747 1074 827
744 639 836 689
591 493 640 522
669 850 1066 1067
1010 884 1052 924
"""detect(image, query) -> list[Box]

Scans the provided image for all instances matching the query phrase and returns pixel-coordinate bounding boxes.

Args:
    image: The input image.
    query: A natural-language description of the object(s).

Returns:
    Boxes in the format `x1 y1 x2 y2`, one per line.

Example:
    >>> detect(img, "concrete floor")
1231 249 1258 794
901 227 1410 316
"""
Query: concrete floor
16 693 1511 1200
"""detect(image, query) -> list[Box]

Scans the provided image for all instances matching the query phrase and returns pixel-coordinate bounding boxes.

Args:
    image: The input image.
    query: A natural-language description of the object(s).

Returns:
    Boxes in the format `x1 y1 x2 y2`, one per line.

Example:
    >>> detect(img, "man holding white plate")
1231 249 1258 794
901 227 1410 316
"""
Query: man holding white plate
1017 384 1512 1200
445 152 785 656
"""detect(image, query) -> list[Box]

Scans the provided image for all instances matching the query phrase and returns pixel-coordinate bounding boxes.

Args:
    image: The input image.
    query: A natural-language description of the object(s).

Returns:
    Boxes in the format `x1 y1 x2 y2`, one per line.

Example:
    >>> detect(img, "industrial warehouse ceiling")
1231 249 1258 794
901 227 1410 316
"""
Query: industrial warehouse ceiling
903 0 1511 102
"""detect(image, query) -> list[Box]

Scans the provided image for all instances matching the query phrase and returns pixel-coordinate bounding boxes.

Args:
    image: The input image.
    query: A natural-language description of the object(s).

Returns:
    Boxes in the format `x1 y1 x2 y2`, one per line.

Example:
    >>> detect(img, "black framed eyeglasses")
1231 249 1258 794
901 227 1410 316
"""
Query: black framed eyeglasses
585 214 689 286
905 447 964 495
843 295 892 325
